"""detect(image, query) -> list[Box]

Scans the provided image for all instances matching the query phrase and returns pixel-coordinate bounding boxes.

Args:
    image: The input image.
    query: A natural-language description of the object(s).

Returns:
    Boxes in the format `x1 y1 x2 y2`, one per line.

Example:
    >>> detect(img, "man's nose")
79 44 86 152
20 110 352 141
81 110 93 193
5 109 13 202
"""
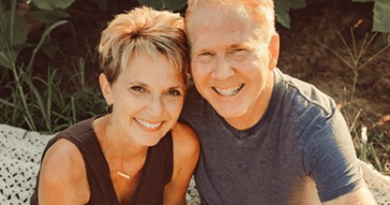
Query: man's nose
210 55 235 80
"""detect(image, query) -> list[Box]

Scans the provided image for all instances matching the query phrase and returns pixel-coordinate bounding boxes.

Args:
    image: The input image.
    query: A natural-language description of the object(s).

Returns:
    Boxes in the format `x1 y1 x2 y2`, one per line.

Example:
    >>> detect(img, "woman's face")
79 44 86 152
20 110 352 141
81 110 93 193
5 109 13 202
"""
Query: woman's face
102 51 185 146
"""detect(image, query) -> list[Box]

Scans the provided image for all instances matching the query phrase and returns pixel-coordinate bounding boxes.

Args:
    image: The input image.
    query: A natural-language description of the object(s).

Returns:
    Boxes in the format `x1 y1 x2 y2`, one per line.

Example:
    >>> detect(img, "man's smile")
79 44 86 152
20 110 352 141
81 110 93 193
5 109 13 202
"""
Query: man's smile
213 84 245 97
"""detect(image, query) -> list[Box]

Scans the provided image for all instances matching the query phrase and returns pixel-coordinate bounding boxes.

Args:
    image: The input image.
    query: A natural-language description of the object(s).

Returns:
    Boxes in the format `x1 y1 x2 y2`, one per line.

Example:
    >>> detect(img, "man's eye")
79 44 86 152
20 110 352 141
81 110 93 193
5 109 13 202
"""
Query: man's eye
232 48 247 54
229 48 248 59
196 52 214 64
167 89 182 96
131 86 145 93
199 52 213 57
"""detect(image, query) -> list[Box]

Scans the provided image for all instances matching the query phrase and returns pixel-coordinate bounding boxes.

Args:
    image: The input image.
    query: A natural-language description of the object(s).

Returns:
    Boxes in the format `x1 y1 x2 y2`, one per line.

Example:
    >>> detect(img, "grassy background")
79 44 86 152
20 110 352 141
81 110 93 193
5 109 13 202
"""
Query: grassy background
0 0 389 175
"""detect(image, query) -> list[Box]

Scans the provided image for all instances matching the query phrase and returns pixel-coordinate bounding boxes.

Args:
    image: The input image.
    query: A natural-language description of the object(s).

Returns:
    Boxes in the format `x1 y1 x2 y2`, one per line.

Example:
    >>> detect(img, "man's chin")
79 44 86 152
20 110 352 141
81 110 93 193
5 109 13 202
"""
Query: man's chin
214 106 247 120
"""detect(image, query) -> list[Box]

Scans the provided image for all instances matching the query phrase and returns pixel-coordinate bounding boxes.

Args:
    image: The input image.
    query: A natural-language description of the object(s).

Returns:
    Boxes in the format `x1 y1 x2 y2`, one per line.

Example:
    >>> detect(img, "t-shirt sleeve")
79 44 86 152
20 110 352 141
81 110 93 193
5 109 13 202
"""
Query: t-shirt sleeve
302 108 365 202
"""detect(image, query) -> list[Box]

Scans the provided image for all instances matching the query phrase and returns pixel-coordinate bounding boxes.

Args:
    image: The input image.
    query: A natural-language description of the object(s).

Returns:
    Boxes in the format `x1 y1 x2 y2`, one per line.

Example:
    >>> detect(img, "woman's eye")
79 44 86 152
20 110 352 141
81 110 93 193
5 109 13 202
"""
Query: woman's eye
131 86 145 93
167 89 181 96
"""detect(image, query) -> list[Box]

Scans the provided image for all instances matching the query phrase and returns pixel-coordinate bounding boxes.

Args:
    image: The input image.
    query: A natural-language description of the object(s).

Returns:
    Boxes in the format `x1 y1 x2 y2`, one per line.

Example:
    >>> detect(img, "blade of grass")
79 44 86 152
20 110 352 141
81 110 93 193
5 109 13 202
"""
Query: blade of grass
359 143 367 161
317 41 353 69
351 28 357 60
349 108 362 133
27 20 69 72
357 32 378 66
13 68 35 130
71 96 76 125
367 143 383 173
337 31 356 67
23 74 52 131
9 0 16 47
357 43 390 71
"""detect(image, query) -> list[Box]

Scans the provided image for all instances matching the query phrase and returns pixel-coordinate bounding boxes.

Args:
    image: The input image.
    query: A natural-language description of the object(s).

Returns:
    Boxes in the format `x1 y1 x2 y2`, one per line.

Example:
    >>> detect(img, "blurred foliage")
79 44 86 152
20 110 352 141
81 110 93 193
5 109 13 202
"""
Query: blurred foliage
352 0 390 33
138 0 390 33
30 0 75 10
138 0 187 11
274 0 306 28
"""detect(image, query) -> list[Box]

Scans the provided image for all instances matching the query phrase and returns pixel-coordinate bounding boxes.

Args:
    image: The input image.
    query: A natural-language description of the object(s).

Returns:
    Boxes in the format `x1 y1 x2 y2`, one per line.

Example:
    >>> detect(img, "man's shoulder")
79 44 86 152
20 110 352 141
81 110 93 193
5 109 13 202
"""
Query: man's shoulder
182 85 210 116
275 68 337 117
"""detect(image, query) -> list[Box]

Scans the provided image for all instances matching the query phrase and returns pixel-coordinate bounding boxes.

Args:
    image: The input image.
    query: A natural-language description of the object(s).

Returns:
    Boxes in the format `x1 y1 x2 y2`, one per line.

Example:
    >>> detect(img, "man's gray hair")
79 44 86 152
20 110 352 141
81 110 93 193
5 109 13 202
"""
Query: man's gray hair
185 0 276 45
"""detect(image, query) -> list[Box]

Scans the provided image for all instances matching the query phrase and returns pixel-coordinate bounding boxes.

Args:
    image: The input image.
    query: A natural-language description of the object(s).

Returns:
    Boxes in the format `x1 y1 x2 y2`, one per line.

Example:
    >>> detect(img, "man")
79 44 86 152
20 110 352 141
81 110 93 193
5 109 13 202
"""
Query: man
180 0 377 204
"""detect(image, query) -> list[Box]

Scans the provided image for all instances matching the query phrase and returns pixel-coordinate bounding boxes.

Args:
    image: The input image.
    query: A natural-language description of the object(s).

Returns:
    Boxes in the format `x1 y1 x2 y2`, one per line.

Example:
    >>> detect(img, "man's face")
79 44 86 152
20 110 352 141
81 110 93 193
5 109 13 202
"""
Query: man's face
188 5 279 129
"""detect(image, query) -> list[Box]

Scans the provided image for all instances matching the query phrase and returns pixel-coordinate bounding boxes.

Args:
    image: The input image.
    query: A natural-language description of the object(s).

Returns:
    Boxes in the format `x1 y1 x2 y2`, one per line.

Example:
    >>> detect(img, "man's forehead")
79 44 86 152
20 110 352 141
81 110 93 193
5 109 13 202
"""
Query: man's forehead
187 7 255 40
188 4 251 27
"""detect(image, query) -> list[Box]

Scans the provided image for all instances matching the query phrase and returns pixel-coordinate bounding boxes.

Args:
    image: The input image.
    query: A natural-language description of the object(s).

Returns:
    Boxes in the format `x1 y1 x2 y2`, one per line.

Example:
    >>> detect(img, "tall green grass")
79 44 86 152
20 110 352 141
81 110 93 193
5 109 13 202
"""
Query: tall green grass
0 0 106 133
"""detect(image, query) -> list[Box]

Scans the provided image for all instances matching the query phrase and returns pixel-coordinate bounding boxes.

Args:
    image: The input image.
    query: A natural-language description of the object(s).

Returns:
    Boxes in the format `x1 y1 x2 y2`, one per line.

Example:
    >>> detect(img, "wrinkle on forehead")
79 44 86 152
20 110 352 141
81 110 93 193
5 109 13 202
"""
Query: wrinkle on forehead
189 4 257 45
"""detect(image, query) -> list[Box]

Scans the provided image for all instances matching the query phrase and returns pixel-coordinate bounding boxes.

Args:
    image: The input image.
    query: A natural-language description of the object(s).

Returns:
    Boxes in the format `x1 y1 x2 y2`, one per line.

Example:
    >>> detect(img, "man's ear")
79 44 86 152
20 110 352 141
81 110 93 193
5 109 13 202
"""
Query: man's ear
99 73 113 105
268 33 280 71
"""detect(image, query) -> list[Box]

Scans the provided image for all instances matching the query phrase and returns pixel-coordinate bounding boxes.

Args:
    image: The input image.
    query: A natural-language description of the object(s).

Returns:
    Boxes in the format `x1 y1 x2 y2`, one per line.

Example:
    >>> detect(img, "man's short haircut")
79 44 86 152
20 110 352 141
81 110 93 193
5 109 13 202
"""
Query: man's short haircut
185 0 276 45
98 6 190 85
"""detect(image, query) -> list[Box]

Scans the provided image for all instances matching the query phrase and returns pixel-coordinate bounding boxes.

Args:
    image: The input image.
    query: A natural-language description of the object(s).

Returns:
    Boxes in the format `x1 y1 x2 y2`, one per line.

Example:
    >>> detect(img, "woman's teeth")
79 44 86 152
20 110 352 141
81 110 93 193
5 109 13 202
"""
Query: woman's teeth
135 118 162 129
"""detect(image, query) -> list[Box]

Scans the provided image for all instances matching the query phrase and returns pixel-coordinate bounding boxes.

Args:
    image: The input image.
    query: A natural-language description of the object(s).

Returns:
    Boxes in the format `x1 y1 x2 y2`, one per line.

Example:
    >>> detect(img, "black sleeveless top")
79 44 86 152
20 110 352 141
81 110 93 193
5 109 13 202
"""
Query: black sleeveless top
30 117 173 205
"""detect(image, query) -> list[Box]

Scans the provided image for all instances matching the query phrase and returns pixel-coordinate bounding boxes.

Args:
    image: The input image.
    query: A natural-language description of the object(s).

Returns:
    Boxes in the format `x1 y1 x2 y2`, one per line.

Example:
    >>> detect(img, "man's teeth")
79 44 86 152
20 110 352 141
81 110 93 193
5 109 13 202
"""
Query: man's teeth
214 84 244 96
135 118 162 129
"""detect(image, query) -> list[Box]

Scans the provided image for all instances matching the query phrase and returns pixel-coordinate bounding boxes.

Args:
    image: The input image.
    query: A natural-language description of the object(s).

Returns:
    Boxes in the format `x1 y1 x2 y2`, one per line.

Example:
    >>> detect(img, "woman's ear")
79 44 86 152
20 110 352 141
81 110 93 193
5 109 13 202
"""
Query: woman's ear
99 73 113 105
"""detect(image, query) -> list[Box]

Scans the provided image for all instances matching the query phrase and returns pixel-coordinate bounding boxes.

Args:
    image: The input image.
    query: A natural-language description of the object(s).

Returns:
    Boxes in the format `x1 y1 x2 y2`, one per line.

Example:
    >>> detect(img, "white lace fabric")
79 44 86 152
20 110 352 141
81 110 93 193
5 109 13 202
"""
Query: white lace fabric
1 124 389 205
0 124 200 205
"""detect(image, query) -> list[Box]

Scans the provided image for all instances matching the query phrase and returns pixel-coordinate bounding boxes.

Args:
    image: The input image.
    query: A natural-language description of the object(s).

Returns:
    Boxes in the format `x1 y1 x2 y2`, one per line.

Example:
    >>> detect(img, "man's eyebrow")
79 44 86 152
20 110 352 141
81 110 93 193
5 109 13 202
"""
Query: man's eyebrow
230 42 250 48
193 48 209 54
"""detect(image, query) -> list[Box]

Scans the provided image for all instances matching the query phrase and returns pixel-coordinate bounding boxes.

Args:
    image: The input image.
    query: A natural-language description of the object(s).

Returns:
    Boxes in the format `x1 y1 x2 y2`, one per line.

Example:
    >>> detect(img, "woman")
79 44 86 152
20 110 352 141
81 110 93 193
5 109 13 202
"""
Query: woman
30 7 199 205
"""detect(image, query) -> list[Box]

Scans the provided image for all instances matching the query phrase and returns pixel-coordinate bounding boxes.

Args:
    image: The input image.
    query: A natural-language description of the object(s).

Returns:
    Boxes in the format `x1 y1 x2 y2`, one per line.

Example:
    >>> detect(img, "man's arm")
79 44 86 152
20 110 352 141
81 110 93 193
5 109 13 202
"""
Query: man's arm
322 184 376 205
303 109 374 203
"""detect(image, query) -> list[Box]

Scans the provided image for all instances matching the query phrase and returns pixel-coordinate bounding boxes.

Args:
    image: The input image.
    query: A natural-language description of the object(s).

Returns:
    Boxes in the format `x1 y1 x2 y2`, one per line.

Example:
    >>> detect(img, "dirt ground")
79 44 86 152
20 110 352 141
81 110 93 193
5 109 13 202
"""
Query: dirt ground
13 0 390 168
278 0 390 133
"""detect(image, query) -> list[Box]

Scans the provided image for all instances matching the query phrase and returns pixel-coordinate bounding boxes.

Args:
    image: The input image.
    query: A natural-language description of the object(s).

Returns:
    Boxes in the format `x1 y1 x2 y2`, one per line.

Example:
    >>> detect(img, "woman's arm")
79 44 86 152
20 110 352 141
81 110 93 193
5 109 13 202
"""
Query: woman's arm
164 122 200 205
38 138 90 205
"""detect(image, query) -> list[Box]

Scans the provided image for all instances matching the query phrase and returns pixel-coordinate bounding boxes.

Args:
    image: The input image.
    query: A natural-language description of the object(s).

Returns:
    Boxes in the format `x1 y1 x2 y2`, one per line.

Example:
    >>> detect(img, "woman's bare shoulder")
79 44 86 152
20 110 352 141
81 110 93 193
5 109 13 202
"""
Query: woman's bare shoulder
39 138 90 203
41 138 85 180
171 121 200 157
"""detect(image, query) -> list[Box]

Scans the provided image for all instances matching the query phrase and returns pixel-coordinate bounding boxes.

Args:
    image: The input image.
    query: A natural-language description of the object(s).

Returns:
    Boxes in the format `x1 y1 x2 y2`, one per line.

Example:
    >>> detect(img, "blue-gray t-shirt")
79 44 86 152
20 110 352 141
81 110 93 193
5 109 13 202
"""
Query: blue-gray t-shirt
180 68 364 204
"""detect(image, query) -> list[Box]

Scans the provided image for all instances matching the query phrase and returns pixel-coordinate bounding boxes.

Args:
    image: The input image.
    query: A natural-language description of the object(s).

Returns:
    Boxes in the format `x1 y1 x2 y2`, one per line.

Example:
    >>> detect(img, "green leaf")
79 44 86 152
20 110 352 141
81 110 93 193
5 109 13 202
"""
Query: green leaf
163 0 187 11
27 20 68 71
352 0 390 33
372 0 390 33
352 0 372 2
138 0 187 11
5 10 28 46
274 0 291 28
90 0 108 11
289 0 306 9
30 0 75 11
0 51 16 69
138 0 164 10
28 10 70 24
42 42 58 59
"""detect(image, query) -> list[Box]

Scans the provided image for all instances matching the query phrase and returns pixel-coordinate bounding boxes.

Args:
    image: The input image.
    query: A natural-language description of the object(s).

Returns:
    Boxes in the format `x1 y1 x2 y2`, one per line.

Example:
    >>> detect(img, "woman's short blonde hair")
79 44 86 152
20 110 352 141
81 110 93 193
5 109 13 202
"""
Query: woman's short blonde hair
98 7 190 85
